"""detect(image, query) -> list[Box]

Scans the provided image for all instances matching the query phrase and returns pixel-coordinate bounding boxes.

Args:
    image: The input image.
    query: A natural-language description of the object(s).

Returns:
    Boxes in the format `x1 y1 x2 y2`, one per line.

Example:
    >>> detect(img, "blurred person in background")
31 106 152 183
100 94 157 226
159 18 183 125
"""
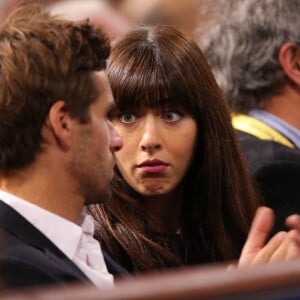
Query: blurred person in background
110 0 202 37
47 0 132 40
197 0 300 233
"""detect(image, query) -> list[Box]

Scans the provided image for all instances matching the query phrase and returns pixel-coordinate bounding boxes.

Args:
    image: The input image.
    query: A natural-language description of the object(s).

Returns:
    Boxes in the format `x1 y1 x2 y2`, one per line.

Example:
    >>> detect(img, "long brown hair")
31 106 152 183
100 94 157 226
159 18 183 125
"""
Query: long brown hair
89 25 261 273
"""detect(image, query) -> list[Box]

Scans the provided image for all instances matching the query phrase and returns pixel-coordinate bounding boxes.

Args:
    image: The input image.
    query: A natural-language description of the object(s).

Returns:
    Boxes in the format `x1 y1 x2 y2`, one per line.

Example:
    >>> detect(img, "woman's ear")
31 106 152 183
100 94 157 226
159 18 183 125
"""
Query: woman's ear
279 42 300 86
47 100 72 150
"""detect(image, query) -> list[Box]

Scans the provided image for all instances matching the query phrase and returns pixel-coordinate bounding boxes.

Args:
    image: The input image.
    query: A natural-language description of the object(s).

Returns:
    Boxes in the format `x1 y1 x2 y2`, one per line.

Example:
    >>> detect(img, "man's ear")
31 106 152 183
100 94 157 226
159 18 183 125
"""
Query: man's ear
47 100 72 150
279 42 300 86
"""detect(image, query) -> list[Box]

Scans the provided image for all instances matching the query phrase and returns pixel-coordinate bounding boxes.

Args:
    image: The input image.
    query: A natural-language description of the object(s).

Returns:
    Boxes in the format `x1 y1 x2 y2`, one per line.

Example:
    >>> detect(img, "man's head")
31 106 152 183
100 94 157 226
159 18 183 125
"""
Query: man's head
197 0 300 113
0 4 110 174
0 4 123 207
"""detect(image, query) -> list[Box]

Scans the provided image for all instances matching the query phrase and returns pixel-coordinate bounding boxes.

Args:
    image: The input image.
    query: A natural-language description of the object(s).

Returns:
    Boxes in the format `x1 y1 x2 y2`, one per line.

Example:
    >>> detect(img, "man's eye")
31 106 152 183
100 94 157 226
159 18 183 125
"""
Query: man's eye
119 113 136 124
162 111 181 122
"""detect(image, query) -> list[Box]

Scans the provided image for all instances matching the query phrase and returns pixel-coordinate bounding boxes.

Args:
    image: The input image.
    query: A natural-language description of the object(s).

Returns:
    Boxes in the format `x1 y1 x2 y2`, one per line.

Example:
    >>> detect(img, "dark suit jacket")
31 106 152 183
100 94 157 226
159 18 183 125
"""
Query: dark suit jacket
0 201 128 290
254 162 300 234
237 130 300 174
237 130 300 233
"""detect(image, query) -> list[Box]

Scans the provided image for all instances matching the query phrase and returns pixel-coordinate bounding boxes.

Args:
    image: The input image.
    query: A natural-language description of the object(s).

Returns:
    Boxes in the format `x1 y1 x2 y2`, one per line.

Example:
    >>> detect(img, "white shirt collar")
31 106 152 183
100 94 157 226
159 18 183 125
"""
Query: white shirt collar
0 190 82 260
249 109 300 148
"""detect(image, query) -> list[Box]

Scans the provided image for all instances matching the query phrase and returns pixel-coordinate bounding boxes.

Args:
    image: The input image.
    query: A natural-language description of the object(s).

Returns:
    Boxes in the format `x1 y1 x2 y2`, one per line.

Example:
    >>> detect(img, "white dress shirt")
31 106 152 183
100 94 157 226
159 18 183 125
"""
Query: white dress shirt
0 190 114 289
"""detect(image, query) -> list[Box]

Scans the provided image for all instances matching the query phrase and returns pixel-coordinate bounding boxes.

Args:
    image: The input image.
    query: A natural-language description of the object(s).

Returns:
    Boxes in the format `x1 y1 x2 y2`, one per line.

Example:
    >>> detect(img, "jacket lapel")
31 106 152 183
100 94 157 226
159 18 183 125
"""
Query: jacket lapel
0 201 89 281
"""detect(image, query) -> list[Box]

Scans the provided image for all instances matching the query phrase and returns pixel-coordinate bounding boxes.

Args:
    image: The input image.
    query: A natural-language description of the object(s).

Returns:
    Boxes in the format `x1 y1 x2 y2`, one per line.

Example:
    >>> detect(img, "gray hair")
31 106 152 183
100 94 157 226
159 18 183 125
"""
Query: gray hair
195 0 300 112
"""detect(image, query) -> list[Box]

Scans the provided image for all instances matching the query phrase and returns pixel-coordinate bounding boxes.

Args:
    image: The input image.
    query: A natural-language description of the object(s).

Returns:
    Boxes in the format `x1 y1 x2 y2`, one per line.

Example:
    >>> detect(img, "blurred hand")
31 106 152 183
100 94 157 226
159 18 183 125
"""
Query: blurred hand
286 214 300 231
238 206 300 268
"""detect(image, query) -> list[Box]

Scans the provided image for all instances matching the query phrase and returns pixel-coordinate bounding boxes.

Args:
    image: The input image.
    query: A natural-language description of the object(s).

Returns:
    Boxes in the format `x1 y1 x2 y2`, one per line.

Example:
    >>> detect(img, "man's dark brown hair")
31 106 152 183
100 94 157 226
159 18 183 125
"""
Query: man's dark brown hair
0 3 110 173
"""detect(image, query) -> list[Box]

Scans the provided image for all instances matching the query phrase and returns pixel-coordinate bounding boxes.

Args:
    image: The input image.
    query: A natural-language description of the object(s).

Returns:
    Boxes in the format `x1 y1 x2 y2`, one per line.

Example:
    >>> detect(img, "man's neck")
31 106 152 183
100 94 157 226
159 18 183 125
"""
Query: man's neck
0 165 84 223
264 84 300 131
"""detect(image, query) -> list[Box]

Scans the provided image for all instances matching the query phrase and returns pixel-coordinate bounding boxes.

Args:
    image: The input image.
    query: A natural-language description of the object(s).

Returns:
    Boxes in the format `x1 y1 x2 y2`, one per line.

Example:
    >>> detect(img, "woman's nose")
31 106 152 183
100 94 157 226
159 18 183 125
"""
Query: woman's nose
139 117 162 152
109 121 123 152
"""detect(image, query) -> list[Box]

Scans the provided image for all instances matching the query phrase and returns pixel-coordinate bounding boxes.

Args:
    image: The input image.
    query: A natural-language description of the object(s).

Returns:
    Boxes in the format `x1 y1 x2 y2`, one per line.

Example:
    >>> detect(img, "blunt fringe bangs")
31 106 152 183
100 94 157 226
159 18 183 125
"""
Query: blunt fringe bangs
108 26 204 118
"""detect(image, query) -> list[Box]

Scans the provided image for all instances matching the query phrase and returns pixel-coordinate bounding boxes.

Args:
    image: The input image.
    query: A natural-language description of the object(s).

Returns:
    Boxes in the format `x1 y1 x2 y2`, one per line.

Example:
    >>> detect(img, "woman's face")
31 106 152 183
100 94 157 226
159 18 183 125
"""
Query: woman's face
113 107 197 196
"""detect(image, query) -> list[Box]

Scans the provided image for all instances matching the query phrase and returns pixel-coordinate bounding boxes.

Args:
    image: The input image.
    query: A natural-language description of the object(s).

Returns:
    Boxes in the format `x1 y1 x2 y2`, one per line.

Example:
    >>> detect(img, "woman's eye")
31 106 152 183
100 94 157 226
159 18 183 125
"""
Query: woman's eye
162 111 181 122
119 113 137 124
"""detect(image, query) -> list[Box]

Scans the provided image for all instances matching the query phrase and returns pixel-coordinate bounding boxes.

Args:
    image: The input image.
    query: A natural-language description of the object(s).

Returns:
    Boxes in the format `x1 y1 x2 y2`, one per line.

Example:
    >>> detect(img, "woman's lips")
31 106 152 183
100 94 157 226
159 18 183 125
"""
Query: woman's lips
139 165 167 173
137 159 169 173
